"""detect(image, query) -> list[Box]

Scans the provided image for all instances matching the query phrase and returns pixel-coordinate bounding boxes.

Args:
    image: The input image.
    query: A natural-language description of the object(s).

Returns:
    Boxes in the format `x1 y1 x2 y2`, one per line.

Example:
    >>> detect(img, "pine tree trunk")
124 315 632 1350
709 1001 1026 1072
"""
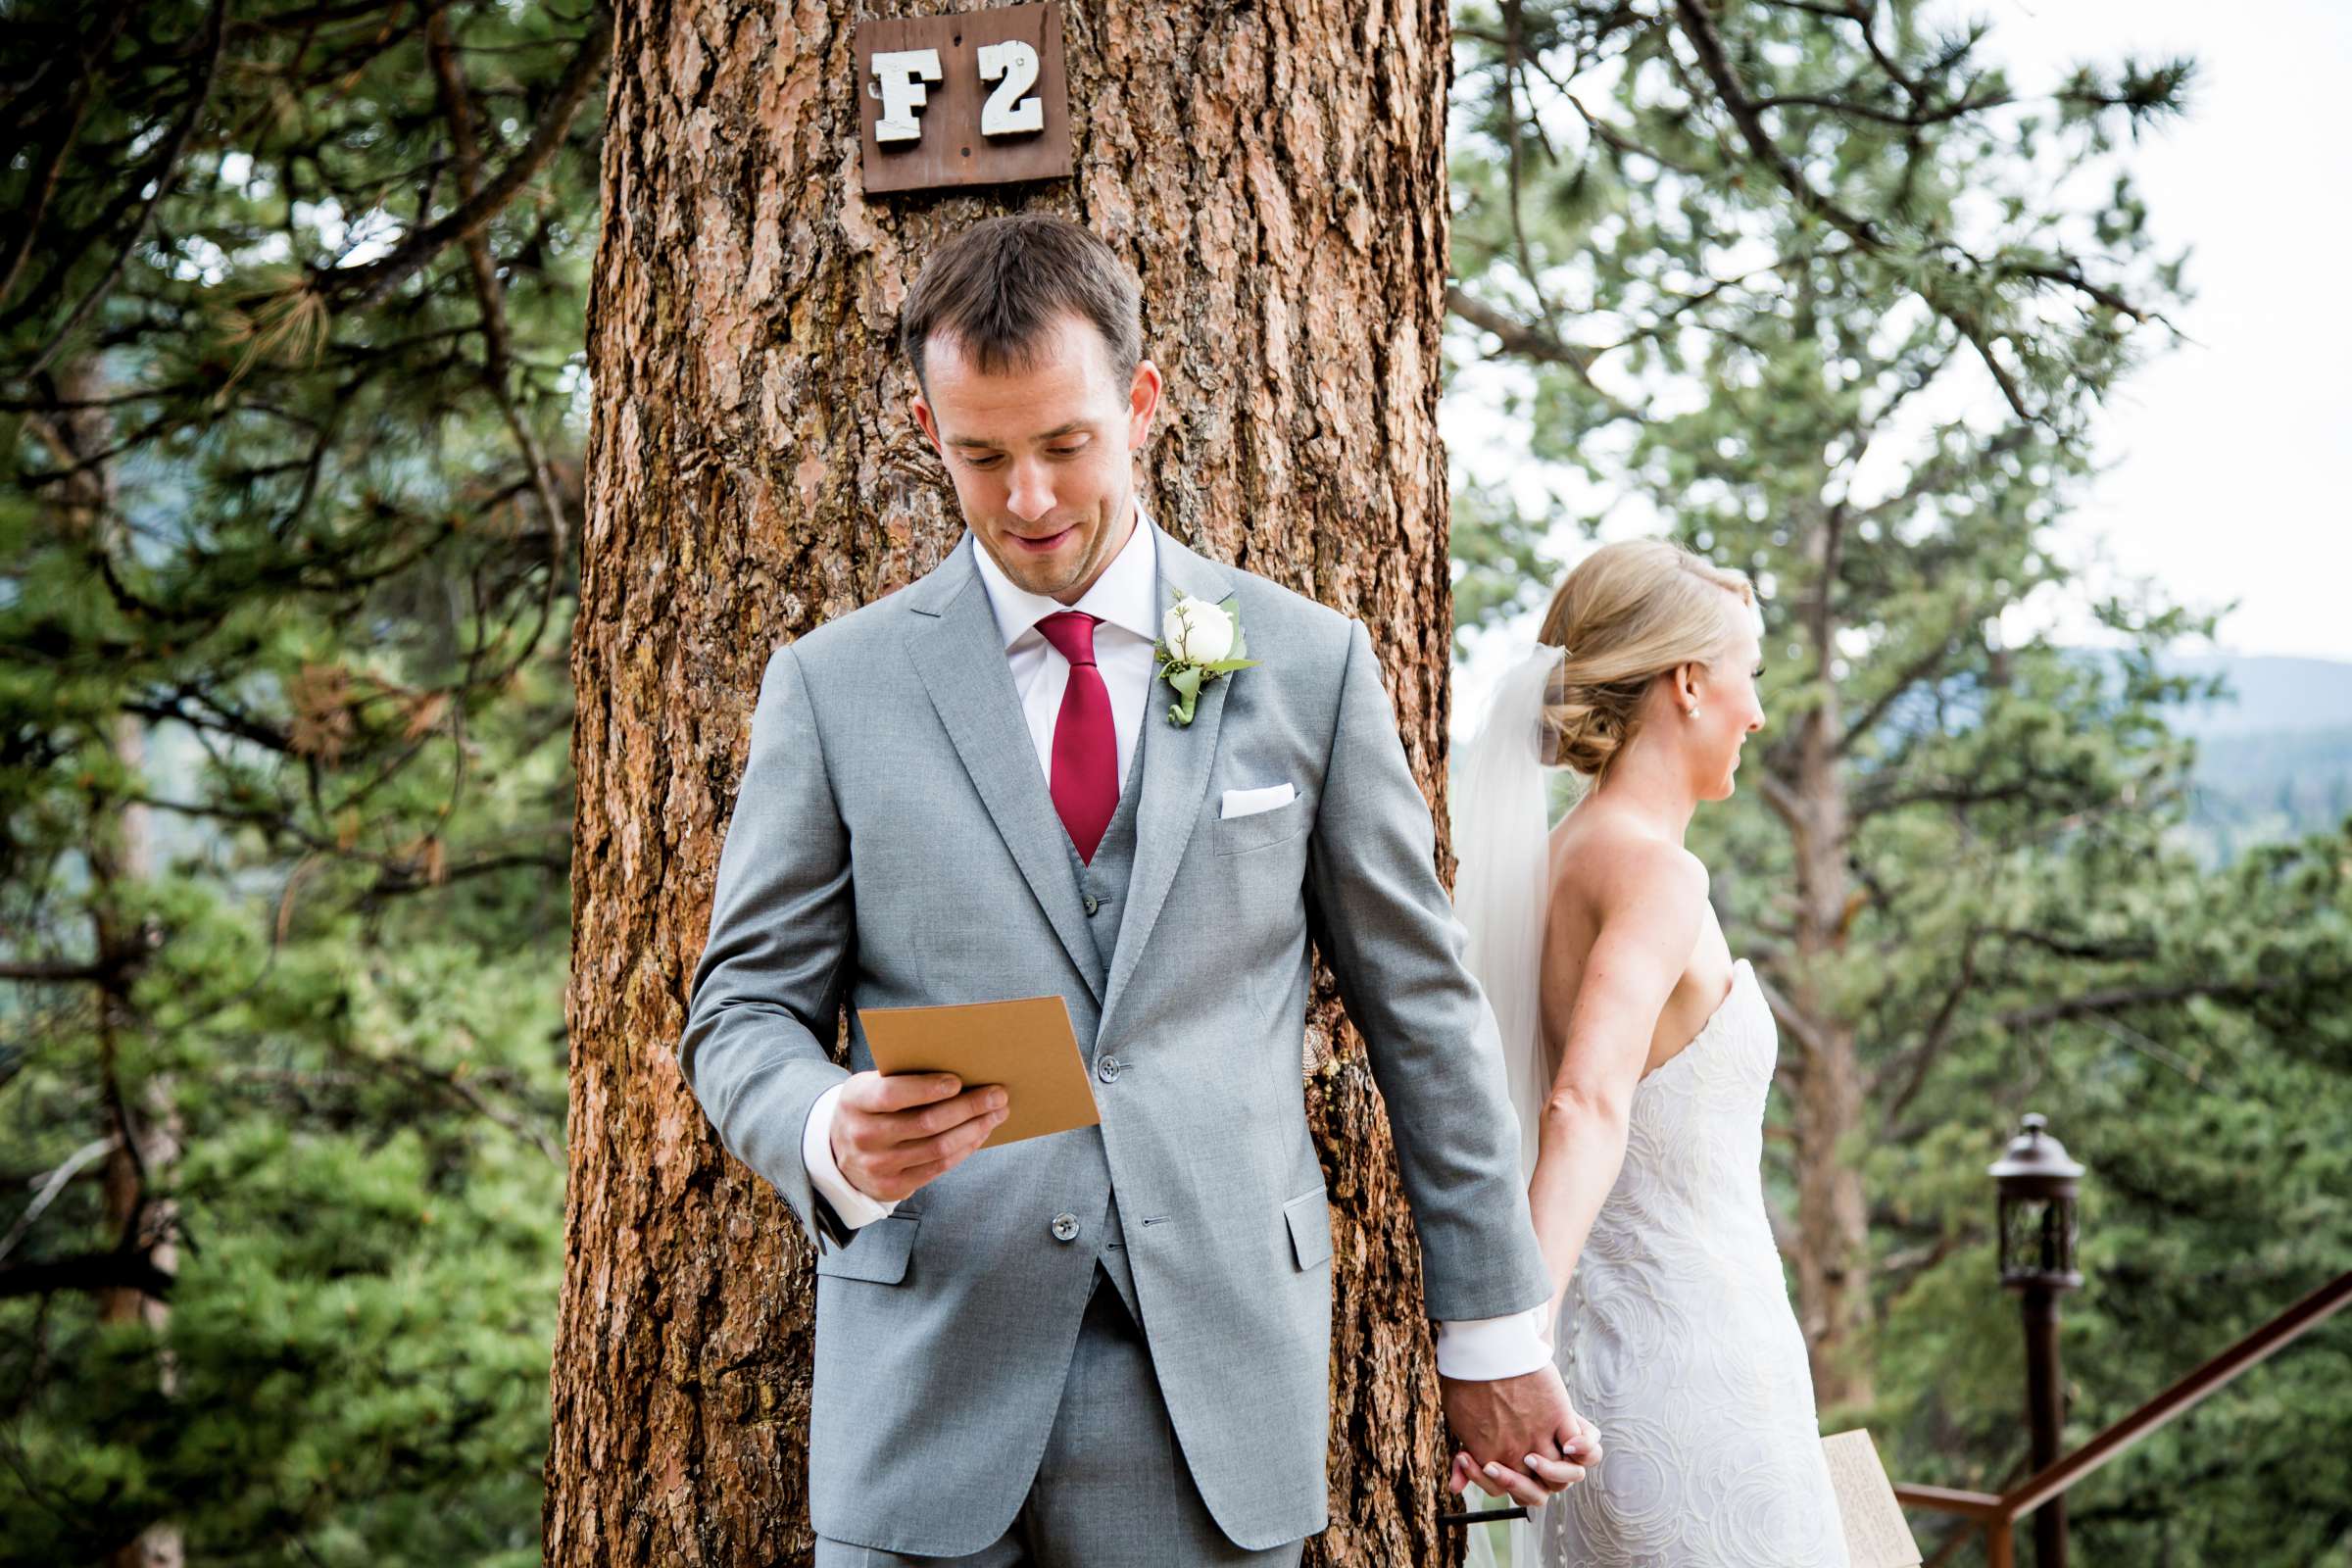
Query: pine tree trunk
1779 505 1873 1411
55 362 188 1568
547 2 1463 1564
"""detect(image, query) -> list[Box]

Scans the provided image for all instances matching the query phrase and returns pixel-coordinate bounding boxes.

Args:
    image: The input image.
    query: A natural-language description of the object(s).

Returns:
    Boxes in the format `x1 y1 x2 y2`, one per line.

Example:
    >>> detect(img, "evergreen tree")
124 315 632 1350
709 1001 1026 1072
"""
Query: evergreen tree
1 4 605 1561
1445 1 2351 1557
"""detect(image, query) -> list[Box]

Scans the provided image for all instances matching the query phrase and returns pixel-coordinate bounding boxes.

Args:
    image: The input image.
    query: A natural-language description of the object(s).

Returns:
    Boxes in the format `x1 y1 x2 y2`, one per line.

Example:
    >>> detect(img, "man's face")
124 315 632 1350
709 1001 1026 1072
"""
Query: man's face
911 313 1162 605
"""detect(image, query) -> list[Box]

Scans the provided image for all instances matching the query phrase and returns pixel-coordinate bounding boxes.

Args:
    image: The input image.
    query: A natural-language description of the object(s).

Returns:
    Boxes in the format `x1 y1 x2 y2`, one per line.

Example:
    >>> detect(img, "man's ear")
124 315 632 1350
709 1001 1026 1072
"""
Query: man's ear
1126 359 1164 451
911 393 943 458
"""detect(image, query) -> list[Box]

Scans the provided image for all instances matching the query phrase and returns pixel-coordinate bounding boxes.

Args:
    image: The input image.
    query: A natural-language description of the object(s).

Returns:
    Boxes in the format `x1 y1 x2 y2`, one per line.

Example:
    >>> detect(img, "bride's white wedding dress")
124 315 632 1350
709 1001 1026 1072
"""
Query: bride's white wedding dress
1537 956 1848 1566
1452 647 1848 1567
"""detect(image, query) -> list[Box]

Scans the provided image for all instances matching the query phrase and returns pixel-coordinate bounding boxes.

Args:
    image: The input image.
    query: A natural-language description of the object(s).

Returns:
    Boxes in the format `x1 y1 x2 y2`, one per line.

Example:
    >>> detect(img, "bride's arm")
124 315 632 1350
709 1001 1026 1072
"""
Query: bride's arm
1527 838 1710 1323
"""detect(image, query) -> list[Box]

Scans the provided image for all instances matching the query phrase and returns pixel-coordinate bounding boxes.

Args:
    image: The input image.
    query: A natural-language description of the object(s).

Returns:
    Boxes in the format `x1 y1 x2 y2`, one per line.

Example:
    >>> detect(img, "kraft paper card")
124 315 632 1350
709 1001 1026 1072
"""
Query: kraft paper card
1823 1429 1924 1568
858 994 1100 1151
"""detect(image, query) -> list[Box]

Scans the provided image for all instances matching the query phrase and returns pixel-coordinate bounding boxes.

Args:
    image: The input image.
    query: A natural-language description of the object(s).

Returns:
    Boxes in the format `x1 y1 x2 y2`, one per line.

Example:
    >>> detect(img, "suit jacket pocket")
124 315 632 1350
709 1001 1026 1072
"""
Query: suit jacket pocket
813 1212 918 1285
1282 1187 1333 1271
1213 798 1306 857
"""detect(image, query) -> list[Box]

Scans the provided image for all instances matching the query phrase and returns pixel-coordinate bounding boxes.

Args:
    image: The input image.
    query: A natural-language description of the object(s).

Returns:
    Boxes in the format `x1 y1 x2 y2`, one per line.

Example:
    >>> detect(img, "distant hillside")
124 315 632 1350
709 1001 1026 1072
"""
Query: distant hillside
2155 654 2352 860
2163 654 2352 739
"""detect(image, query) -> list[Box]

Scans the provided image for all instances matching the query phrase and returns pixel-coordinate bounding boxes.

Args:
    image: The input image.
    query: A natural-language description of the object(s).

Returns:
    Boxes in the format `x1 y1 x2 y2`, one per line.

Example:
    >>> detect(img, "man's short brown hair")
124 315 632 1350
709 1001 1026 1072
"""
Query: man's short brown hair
899 214 1143 391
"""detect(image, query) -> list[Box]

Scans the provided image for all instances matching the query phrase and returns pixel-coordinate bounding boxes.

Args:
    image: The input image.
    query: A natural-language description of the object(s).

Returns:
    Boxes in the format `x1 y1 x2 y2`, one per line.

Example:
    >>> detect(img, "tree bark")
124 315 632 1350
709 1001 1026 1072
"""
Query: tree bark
1777 501 1874 1411
52 359 187 1568
548 2 1462 1565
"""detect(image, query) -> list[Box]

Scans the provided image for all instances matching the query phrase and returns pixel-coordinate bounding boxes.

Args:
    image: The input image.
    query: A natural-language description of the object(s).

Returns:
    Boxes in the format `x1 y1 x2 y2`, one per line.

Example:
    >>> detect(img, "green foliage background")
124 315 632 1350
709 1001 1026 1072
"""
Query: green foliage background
1444 2 2350 1559
3 3 591 1562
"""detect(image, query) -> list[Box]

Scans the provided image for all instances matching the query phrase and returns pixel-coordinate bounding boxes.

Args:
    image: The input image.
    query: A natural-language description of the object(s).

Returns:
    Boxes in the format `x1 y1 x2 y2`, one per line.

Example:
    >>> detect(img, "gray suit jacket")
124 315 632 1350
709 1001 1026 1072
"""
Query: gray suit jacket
679 523 1550 1555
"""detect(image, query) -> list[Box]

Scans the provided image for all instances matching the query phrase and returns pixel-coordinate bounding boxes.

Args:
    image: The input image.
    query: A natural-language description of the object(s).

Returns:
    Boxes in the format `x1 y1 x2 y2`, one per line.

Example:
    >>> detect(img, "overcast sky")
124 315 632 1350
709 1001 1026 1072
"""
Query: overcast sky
2004 0 2352 662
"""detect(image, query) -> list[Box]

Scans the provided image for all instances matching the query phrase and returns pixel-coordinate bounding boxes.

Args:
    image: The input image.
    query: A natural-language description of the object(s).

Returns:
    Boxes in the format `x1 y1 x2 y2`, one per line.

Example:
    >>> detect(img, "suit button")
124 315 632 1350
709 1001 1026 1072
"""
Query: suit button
1083 895 1101 916
1051 1212 1080 1243
1097 1054 1123 1085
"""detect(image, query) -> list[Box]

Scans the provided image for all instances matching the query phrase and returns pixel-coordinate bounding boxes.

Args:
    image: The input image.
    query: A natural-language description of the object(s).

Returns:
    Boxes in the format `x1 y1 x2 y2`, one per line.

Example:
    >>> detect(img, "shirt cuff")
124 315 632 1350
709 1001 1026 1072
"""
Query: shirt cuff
1435 1305 1554 1381
803 1081 899 1230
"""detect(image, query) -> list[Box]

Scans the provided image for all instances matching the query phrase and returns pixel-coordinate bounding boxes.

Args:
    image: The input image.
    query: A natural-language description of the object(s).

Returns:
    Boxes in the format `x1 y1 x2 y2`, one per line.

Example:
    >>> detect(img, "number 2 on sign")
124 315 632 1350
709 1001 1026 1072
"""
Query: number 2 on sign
976 41 1044 135
870 41 1045 145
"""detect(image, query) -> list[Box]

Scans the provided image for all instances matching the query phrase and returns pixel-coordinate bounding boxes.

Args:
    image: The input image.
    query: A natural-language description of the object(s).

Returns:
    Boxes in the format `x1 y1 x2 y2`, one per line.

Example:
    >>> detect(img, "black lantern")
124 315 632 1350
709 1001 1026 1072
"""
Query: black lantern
1989 1111 2087 1568
1991 1112 2083 1292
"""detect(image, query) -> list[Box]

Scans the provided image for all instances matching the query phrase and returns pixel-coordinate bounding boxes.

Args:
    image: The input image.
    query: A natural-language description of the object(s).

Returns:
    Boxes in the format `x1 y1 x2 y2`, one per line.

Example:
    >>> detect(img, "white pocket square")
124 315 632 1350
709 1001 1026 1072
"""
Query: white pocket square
1219 782 1298 820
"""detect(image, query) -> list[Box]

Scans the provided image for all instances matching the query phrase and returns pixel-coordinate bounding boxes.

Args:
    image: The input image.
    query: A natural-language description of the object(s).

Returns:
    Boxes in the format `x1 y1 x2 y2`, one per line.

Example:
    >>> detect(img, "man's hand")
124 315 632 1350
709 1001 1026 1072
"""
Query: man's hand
830 1071 1008 1202
1441 1365 1602 1509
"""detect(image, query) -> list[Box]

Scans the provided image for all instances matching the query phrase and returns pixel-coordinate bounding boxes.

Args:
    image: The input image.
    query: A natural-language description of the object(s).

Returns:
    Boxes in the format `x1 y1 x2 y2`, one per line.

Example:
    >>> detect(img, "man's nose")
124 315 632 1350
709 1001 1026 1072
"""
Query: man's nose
1005 459 1054 521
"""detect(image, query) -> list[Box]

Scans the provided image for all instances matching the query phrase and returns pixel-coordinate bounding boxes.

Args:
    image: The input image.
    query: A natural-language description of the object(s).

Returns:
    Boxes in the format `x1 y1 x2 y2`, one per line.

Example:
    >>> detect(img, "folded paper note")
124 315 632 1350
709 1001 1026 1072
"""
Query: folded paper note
1823 1429 1924 1568
858 994 1100 1151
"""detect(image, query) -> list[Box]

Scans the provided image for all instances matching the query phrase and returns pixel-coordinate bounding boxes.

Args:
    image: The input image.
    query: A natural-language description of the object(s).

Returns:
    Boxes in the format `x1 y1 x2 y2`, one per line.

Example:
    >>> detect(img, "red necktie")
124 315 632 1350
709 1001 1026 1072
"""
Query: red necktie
1035 611 1117 863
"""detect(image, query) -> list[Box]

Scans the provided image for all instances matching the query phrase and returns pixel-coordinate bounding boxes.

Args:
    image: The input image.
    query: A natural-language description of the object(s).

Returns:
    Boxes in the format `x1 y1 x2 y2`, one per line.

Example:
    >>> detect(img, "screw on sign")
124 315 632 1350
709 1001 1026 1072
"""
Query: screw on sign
856 3 1073 194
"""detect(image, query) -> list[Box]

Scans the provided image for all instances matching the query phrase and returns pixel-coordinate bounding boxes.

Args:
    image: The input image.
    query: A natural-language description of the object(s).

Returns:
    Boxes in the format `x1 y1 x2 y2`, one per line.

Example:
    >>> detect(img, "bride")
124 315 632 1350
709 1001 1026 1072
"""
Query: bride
1455 540 1849 1567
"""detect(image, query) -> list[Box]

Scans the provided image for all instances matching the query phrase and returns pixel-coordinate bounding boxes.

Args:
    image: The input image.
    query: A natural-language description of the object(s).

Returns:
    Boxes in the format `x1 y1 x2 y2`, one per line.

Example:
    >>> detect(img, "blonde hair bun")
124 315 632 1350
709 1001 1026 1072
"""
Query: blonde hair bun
1536 539 1759 781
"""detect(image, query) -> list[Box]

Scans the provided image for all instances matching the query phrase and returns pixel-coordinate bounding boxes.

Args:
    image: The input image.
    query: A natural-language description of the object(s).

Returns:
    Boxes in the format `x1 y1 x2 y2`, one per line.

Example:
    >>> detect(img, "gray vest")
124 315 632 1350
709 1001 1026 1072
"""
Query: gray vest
1063 712 1149 1322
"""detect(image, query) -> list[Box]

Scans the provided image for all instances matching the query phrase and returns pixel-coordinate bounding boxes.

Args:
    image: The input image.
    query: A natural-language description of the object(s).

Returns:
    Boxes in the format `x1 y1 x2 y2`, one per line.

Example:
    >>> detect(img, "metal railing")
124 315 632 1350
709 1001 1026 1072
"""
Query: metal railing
1894 1269 2352 1567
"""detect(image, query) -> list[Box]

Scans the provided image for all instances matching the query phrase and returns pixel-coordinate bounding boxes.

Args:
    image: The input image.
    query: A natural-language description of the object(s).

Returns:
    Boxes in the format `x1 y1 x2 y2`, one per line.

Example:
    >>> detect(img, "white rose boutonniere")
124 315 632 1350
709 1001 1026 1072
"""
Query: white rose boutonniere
1153 591 1259 726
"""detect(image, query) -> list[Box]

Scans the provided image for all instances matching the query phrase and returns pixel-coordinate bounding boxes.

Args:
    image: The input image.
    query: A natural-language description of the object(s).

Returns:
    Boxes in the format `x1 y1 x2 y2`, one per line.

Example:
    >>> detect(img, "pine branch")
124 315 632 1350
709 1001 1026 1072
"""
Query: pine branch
1752 767 1806 835
1670 0 1889 251
1444 285 1644 425
1857 425 2035 527
22 0 228 379
1445 285 1597 372
427 3 573 607
0 1138 118 1264
0 1247 174 1301
310 8 612 313
2000 977 2291 1031
0 960 107 984
1873 927 1984 1124
1838 614 1977 756
1745 89 2014 128
0 4 134 311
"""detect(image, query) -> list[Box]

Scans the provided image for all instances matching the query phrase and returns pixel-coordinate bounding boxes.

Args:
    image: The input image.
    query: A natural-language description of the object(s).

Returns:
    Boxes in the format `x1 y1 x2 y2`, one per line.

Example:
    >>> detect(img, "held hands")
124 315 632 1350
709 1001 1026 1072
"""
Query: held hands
830 1071 1009 1203
1441 1364 1603 1510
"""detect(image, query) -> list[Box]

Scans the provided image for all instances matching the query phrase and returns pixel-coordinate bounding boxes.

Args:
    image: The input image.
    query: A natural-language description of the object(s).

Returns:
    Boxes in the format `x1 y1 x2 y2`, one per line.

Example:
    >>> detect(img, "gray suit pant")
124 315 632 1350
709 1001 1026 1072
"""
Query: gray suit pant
814 1266 1308 1567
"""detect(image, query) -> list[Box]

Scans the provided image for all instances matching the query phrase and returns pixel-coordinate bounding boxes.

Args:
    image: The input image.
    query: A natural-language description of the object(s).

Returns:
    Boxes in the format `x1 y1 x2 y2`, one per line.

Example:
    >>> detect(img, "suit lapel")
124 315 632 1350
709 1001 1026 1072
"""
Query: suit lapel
1099 530 1236 1039
905 537 1106 1004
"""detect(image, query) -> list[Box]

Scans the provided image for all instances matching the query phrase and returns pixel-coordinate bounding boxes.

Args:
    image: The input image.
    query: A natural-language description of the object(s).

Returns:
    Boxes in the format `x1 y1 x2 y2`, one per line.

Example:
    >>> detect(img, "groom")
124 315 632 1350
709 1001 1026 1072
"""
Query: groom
679 215 1586 1565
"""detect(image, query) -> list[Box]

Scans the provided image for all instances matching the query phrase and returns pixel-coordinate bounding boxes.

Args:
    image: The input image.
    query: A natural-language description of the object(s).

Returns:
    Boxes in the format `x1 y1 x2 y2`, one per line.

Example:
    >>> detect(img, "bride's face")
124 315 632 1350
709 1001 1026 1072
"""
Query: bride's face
1690 624 1768 802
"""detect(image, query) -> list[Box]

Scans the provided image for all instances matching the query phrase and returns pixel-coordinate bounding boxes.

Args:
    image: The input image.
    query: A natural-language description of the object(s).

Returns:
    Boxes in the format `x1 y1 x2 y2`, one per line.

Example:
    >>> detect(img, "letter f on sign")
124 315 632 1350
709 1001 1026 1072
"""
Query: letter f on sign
871 49 943 144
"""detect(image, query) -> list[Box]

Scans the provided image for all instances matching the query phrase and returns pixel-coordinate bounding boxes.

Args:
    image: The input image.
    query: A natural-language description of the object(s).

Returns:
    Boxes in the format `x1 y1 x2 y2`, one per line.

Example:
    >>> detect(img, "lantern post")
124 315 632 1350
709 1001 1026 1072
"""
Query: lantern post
1990 1112 2085 1568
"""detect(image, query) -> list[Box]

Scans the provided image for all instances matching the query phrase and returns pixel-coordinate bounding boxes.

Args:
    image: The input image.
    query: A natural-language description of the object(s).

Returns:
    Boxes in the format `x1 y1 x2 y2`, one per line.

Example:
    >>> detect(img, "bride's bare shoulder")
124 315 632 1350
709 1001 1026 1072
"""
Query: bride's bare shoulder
1549 808 1709 925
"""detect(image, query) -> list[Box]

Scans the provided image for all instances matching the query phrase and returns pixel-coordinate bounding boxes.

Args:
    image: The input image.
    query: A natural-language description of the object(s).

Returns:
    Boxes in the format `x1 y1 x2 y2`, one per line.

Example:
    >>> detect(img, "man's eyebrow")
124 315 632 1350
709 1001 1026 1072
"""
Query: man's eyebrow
948 420 1094 449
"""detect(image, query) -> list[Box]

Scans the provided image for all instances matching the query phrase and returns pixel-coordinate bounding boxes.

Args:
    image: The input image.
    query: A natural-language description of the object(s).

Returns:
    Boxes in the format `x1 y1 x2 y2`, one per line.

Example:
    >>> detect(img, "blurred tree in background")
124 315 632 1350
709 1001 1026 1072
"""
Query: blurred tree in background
1446 0 2350 1559
1 3 603 1563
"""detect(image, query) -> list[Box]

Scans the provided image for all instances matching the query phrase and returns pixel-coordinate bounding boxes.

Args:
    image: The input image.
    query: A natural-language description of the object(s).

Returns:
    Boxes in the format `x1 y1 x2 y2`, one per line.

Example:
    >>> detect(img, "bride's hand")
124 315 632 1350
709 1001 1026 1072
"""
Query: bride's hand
1448 1446 1587 1507
1439 1392 1608 1513
1447 1405 1603 1506
1563 1407 1603 1467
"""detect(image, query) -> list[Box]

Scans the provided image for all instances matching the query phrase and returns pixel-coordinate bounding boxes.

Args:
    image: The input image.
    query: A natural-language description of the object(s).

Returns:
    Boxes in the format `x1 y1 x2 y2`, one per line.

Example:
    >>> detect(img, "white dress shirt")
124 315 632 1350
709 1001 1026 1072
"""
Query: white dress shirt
973 500 1164 798
799 504 1551 1381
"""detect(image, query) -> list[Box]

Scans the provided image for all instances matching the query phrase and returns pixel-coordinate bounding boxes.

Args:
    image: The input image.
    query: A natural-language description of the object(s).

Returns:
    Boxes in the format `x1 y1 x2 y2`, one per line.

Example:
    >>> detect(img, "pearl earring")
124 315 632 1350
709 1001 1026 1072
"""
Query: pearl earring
1686 705 1700 717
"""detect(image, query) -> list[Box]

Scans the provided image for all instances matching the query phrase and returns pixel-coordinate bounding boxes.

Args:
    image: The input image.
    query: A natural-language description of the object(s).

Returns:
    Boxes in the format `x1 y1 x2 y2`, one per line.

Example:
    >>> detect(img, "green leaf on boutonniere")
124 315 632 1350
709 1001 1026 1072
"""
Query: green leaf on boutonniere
1164 662 1204 725
1219 595 1250 662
